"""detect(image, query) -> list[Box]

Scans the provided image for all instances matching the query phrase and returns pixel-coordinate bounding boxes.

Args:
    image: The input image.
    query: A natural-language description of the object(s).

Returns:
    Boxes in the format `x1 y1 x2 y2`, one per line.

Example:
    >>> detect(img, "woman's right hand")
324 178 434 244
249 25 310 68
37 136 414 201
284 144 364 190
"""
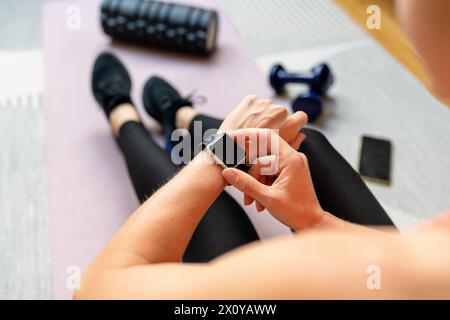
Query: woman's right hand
222 128 325 230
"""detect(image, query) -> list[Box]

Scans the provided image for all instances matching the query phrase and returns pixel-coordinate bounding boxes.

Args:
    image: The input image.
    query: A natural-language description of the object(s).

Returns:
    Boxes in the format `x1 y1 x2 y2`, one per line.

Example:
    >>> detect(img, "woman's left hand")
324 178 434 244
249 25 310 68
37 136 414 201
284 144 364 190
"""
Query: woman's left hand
219 95 307 150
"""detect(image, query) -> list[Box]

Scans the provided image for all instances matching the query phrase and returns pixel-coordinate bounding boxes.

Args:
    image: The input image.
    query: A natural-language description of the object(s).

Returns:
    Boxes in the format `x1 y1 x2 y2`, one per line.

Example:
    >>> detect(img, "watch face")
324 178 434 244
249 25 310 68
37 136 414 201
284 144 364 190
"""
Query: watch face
208 133 246 168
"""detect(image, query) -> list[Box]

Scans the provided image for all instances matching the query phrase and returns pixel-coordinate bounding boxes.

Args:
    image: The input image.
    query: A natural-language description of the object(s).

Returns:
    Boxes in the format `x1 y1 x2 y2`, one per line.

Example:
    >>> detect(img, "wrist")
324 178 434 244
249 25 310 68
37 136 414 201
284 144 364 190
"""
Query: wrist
291 208 327 231
313 211 351 229
191 150 227 187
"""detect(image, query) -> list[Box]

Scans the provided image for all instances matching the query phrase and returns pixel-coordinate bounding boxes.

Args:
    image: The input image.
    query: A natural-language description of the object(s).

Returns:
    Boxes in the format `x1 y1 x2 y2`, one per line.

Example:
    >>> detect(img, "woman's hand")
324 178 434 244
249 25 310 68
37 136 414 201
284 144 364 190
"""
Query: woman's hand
222 128 325 230
219 95 307 150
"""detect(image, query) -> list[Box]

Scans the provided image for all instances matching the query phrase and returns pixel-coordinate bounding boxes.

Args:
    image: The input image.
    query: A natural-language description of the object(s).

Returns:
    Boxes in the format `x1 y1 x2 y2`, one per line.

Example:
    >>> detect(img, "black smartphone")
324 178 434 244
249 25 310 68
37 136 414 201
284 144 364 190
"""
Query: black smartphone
359 136 392 184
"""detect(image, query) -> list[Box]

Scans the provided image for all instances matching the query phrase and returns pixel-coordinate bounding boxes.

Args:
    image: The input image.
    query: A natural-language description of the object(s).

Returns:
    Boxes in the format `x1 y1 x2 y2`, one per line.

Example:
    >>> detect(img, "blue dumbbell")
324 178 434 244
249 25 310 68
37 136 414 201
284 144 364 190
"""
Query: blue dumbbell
269 63 334 95
269 63 334 122
291 91 323 122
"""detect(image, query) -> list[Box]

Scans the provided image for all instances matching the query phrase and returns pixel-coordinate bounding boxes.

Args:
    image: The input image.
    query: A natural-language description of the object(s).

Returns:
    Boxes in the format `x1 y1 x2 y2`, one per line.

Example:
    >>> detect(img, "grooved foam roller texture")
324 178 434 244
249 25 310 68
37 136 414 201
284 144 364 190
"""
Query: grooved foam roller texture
101 0 218 56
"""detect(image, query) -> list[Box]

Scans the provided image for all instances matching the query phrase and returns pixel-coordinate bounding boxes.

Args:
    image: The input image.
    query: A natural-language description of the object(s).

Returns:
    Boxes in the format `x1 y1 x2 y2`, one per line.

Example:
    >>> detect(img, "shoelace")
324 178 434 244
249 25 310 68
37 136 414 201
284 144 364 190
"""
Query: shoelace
185 89 207 106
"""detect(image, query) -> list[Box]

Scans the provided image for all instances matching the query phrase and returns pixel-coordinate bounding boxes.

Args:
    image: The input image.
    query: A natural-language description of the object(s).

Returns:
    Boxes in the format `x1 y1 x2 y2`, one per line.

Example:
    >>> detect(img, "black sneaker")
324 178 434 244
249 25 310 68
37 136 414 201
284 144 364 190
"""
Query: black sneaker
92 52 133 117
143 76 192 150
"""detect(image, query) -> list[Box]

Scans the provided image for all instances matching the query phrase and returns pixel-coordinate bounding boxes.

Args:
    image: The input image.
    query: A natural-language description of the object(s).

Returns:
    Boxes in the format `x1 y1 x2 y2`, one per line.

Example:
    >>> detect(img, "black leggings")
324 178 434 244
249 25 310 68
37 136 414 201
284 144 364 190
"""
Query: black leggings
117 114 394 262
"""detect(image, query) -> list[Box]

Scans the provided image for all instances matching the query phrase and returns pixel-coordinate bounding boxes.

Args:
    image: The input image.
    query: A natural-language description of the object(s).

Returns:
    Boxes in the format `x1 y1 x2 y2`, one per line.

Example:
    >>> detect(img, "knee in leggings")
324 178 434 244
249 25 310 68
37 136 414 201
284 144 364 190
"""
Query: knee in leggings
301 128 330 147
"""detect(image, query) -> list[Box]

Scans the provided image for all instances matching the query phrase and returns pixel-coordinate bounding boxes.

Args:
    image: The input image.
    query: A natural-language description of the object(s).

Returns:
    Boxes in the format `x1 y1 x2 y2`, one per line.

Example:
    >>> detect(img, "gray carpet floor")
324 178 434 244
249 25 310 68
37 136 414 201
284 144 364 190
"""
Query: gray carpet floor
0 0 51 300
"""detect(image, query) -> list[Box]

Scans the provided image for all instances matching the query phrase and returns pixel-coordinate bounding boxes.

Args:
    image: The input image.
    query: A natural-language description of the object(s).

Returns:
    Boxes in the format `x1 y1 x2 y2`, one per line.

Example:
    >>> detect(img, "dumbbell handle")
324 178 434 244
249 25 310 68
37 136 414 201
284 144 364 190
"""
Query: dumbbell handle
277 70 314 84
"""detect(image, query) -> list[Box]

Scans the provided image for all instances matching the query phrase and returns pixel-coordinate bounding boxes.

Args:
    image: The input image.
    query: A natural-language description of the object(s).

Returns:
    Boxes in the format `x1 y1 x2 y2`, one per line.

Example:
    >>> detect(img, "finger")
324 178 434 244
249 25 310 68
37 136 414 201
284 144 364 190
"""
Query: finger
255 154 279 177
255 201 265 212
222 168 269 204
229 128 292 158
229 128 296 174
294 110 308 127
248 155 279 181
288 133 306 151
244 194 255 206
259 174 268 185
236 129 270 163
257 104 289 128
228 128 269 148
240 95 259 107
255 176 266 213
248 176 269 213
255 176 267 211
279 111 308 142
245 164 272 206
248 162 263 178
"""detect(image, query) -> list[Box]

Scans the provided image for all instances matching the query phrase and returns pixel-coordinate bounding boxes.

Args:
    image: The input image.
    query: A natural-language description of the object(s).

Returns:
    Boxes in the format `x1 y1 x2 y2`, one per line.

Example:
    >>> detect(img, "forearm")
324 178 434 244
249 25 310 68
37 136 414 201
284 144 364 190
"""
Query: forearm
96 151 225 267
210 230 450 299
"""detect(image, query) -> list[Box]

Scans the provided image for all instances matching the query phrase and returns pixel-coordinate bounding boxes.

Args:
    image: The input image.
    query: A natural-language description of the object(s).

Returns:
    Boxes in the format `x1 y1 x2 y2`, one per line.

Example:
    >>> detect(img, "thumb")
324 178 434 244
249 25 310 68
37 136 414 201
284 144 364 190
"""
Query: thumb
222 168 268 202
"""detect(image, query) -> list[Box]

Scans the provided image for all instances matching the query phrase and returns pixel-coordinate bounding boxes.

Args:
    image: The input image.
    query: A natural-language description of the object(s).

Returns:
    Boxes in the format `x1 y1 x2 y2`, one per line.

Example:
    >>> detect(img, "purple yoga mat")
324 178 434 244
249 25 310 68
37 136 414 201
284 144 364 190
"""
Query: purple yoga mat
44 0 287 299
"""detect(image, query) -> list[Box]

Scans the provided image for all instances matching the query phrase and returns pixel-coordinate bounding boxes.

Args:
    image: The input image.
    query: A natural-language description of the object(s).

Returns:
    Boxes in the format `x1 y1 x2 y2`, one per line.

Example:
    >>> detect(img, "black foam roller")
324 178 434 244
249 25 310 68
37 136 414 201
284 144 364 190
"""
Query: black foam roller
101 0 218 56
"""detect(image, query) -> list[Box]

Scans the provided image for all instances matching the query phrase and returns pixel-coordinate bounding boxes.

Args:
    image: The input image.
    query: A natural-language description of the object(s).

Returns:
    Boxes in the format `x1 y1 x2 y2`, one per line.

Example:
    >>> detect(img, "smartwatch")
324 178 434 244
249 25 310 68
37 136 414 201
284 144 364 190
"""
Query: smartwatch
201 132 249 172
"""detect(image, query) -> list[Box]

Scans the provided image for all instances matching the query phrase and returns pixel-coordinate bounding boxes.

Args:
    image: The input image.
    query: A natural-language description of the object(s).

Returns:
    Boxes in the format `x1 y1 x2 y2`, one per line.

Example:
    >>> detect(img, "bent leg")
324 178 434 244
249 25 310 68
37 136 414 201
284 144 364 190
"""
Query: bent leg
299 128 394 226
188 113 222 133
117 121 177 202
184 192 259 262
